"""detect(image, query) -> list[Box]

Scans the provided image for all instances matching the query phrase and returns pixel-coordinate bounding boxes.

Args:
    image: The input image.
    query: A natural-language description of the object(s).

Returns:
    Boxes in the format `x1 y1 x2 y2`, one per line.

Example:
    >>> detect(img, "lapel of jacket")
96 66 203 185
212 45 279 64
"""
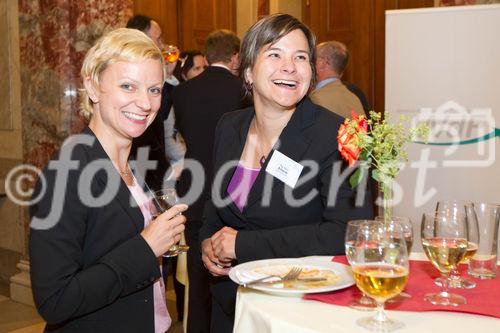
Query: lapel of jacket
216 110 254 220
244 98 316 211
84 127 145 232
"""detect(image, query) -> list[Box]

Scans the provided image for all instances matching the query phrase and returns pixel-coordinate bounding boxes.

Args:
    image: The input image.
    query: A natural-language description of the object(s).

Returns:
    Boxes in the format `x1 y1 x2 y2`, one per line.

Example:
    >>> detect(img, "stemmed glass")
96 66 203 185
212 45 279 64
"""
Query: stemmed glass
434 200 479 289
345 220 377 310
421 211 468 306
152 188 189 257
350 221 410 332
375 216 413 302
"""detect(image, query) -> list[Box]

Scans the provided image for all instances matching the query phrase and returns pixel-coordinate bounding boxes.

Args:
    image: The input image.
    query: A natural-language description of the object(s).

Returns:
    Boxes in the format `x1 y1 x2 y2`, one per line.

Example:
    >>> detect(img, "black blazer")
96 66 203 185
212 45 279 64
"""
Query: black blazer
30 127 162 332
172 66 250 222
199 97 373 315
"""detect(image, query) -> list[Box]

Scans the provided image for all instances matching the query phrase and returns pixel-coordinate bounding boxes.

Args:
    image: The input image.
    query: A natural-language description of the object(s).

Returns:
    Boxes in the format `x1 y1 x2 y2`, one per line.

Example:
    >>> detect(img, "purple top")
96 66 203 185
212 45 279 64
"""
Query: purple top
227 164 260 212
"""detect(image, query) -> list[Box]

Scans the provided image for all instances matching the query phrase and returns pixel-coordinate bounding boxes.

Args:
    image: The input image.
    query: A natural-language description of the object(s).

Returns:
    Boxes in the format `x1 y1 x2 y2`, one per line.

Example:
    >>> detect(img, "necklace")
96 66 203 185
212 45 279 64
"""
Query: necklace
119 164 132 176
251 119 270 167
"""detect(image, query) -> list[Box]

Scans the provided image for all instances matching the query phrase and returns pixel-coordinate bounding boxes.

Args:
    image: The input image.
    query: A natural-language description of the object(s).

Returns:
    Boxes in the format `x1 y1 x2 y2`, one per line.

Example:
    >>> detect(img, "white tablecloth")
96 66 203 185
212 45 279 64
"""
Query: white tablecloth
233 255 500 333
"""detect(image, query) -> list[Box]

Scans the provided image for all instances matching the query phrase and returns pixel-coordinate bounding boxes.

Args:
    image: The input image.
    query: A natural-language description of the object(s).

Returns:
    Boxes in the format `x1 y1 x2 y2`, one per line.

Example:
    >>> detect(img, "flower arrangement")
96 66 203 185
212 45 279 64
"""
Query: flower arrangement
337 111 428 221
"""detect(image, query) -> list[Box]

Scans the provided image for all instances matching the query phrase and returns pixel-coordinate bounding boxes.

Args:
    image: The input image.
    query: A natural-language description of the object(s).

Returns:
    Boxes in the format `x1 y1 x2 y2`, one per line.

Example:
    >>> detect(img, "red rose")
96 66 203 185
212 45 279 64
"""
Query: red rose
352 111 368 133
337 123 361 167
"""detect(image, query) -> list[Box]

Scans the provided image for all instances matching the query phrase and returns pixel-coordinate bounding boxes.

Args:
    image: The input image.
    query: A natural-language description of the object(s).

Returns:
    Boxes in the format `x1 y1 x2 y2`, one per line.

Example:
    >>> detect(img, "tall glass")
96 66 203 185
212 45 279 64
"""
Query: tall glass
345 220 377 310
351 221 409 331
153 188 189 257
421 212 468 306
375 216 413 302
434 200 478 289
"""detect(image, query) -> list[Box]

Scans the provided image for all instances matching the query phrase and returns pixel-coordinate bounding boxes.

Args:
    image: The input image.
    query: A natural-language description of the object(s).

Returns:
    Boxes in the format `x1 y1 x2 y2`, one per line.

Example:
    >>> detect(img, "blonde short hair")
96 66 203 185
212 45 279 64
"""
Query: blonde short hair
79 28 164 119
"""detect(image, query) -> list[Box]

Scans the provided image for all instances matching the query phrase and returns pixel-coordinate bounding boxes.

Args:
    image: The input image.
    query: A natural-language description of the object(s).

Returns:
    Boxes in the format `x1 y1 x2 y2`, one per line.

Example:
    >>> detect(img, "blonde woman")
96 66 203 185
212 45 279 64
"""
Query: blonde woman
29 28 186 332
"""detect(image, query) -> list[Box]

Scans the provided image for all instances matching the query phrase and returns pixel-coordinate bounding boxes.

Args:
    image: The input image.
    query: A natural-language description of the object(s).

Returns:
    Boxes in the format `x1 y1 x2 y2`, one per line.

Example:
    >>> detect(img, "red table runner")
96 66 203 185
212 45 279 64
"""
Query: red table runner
304 256 500 318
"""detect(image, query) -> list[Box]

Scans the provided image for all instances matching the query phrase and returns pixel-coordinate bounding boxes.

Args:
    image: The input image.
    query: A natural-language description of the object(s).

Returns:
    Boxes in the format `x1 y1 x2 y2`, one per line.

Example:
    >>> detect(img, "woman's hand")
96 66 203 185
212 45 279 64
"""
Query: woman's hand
141 204 187 257
201 238 231 276
211 226 237 262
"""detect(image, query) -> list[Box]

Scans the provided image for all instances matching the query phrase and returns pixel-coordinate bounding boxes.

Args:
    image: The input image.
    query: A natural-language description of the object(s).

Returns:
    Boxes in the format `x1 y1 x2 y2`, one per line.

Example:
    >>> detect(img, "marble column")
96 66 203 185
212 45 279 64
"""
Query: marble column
5 0 133 306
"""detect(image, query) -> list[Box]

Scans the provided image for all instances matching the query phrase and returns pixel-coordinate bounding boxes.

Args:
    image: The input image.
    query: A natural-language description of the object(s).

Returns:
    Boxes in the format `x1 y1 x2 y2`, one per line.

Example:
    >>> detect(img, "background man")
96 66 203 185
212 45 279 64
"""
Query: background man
172 29 251 333
310 41 365 118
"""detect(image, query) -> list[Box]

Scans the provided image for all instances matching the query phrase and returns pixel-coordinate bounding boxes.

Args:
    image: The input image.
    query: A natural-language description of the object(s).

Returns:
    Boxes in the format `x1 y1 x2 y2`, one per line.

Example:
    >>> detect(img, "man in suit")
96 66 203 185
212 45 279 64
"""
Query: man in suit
126 15 186 322
310 41 365 118
172 29 250 333
127 15 178 191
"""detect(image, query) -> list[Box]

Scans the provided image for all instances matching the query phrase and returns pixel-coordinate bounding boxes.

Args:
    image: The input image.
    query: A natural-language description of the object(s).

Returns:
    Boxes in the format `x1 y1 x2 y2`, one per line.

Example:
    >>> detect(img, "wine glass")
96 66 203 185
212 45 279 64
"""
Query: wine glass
153 188 189 257
162 45 180 63
345 220 377 310
351 221 410 331
421 212 468 306
434 200 479 289
375 216 413 302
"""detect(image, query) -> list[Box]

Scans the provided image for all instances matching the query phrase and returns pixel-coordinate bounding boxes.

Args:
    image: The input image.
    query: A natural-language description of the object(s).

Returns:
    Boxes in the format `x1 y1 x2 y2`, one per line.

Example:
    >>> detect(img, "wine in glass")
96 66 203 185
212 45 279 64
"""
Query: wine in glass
351 221 410 331
162 45 180 63
345 220 377 310
153 188 189 257
421 212 468 306
375 216 413 302
434 200 479 289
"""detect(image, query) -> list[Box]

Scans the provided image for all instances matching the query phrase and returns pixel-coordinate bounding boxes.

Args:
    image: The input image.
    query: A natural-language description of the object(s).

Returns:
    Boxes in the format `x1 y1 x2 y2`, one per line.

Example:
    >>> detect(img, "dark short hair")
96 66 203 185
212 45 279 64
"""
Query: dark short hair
204 29 240 65
239 13 317 95
173 50 204 82
126 15 152 33
318 41 349 75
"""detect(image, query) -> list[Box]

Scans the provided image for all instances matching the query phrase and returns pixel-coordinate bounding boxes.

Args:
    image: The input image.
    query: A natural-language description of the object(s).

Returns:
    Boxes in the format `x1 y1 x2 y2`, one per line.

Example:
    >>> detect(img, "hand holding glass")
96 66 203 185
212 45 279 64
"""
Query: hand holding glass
153 188 189 257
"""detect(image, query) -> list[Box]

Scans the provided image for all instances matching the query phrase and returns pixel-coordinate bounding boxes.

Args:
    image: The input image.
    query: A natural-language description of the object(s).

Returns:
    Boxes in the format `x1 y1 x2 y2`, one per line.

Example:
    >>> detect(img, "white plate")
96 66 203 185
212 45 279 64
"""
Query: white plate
229 257 354 296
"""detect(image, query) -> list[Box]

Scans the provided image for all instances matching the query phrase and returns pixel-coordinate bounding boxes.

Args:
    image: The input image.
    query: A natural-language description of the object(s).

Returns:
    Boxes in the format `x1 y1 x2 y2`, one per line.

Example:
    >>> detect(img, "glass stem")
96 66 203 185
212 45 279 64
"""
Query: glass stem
440 273 450 295
373 300 387 323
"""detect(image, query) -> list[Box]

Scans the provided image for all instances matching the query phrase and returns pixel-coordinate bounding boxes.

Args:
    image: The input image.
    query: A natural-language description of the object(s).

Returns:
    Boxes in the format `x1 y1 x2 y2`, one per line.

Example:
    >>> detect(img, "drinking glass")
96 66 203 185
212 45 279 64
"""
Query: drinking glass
162 45 179 63
375 216 413 302
434 200 478 289
345 220 377 310
351 221 410 332
153 188 189 257
421 212 468 306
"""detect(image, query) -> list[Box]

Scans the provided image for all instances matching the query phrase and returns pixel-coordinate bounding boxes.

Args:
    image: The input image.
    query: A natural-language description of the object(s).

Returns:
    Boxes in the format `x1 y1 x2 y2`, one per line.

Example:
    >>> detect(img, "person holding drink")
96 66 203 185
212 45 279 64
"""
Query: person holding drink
200 14 373 332
29 28 186 332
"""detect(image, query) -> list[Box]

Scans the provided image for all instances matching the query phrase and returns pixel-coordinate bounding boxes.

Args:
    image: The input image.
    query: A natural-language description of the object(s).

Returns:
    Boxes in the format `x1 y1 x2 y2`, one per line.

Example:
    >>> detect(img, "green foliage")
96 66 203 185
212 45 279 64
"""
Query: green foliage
351 111 429 187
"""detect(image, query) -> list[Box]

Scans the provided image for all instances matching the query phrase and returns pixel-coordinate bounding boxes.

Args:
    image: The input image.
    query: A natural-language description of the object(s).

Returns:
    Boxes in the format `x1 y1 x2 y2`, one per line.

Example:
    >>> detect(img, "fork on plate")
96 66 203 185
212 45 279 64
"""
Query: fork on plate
242 266 303 287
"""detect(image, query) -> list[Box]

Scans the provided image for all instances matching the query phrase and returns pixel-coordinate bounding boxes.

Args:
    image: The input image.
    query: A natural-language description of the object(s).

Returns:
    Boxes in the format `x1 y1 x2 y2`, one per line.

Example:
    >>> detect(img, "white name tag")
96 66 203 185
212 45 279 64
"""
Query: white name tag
265 150 304 188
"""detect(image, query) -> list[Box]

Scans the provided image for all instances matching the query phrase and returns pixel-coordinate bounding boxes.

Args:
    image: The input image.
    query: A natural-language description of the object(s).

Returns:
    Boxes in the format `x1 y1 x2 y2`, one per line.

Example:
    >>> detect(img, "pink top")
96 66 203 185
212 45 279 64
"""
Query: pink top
227 164 261 212
128 180 171 333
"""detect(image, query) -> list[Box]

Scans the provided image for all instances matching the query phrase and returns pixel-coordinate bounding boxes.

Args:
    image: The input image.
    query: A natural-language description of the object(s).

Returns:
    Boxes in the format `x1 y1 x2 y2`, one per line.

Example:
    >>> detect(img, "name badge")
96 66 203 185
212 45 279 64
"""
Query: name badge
265 150 304 188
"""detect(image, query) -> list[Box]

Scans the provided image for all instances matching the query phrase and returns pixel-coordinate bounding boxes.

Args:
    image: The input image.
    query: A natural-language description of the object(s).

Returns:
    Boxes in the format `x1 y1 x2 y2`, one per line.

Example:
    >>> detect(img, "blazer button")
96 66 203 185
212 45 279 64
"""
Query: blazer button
136 284 142 289
144 299 148 303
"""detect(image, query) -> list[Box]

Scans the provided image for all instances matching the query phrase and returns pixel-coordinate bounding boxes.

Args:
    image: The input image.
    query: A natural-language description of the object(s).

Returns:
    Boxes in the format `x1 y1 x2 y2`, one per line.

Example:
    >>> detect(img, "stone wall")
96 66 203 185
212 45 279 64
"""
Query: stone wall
0 0 133 288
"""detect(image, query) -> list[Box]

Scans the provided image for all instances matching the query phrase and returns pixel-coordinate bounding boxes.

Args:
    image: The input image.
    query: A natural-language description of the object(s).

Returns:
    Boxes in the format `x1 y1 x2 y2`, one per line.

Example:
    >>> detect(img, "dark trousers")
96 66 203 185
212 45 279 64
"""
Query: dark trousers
186 221 212 333
163 257 185 321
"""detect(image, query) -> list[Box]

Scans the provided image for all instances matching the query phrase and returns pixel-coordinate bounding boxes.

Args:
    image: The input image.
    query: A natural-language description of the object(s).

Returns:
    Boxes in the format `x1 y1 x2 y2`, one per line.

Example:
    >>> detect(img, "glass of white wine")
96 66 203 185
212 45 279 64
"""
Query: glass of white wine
153 188 189 257
345 220 377 310
434 200 479 289
375 216 413 302
350 221 410 331
421 211 468 306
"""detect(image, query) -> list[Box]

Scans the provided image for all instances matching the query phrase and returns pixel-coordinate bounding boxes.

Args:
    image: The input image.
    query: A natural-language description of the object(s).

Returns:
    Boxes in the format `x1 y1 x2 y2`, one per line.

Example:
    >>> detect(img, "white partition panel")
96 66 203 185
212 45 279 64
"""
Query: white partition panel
385 5 500 251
